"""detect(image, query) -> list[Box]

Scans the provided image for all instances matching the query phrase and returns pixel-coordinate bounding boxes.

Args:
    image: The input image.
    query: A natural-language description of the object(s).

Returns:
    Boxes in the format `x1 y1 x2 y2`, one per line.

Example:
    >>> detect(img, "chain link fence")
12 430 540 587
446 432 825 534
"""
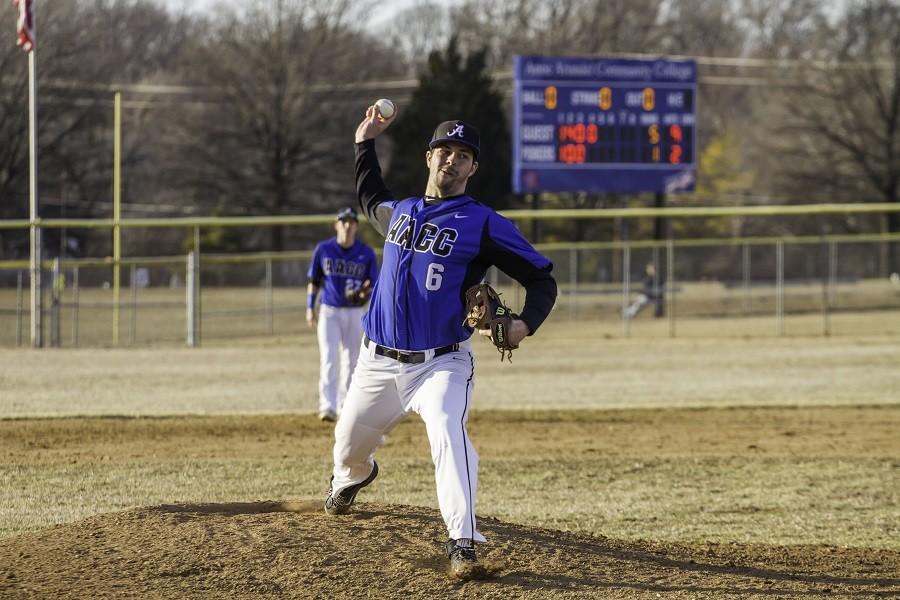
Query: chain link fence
2 235 899 348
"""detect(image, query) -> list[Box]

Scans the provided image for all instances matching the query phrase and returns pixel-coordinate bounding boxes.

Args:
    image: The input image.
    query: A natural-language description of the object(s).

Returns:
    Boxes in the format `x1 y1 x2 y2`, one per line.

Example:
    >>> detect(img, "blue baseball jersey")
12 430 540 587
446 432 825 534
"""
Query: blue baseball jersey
355 139 557 352
307 238 378 307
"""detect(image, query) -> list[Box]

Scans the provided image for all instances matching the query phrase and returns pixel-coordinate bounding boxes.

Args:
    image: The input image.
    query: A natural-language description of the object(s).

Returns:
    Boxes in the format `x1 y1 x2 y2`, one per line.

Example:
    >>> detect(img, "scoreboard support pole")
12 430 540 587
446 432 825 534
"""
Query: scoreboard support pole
529 193 541 243
653 192 667 317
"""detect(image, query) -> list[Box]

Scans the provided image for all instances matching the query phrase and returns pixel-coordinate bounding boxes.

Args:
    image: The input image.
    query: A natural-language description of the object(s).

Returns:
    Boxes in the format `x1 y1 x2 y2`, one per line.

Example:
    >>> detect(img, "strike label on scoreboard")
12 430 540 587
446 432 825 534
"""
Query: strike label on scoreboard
513 55 698 194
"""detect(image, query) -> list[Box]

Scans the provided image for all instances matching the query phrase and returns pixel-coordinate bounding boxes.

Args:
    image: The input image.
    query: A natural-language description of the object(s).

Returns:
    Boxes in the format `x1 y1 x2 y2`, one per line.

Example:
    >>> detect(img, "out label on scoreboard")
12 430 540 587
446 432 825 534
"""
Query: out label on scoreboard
513 55 698 194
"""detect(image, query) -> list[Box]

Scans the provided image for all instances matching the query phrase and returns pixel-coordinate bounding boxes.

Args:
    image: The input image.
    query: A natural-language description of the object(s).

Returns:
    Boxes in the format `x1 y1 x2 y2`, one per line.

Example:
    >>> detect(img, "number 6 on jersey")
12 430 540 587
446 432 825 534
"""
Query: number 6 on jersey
426 262 444 291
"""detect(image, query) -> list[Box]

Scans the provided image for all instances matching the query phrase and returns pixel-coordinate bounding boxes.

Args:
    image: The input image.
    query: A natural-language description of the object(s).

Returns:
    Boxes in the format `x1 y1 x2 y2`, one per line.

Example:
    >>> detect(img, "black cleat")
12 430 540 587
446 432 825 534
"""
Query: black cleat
324 461 379 515
445 538 483 579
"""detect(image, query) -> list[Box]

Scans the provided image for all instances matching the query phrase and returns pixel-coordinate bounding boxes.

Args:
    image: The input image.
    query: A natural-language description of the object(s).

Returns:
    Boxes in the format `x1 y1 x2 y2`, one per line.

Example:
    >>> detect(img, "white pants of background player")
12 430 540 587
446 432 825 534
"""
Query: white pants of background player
332 338 485 543
623 293 650 319
316 304 366 416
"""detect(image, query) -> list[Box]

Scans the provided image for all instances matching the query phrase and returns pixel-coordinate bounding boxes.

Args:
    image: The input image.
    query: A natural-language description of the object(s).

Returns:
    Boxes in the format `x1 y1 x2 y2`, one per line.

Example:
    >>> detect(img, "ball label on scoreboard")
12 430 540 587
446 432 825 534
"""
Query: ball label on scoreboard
512 55 698 194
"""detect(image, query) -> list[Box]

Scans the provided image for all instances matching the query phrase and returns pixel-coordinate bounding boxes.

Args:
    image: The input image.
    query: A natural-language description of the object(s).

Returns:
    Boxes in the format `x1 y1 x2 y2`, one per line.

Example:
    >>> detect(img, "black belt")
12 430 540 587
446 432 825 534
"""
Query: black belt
364 336 459 364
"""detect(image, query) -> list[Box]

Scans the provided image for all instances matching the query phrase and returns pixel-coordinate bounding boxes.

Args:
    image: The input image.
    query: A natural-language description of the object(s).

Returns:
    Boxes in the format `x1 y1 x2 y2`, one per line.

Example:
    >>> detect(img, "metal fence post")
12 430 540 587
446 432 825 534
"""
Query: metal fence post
742 243 751 314
651 245 662 317
50 257 61 348
667 239 676 338
15 270 23 347
186 251 200 347
72 266 80 348
129 264 138 345
195 226 202 344
821 241 831 337
776 240 785 337
828 241 838 306
622 243 631 338
265 258 274 335
569 248 578 319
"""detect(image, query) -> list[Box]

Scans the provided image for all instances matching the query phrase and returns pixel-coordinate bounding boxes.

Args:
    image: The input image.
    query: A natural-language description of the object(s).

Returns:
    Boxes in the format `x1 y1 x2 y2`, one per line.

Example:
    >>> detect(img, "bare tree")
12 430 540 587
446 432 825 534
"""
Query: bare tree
765 0 899 268
374 1 452 76
738 0 828 60
166 0 403 250
0 0 193 257
451 0 668 69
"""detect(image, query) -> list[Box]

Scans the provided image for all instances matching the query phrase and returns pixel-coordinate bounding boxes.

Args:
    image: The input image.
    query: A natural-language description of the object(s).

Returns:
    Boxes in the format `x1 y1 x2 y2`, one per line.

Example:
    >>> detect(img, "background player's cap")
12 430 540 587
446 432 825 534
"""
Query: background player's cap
429 120 480 158
335 207 358 221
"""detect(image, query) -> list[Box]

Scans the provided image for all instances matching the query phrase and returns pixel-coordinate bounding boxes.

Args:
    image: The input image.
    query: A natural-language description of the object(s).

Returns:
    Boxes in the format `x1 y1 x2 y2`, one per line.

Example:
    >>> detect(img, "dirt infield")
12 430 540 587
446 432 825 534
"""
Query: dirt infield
1 407 898 599
3 502 898 599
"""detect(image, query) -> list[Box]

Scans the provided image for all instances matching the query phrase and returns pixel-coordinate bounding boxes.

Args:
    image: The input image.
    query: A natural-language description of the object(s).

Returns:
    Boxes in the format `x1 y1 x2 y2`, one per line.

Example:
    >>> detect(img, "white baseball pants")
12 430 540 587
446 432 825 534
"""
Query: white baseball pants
316 304 366 415
331 338 486 542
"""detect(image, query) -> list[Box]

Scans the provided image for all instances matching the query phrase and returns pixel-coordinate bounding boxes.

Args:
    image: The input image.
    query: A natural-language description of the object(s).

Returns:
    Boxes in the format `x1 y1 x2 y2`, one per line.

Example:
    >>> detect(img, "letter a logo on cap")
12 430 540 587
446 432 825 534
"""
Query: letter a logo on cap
429 120 480 157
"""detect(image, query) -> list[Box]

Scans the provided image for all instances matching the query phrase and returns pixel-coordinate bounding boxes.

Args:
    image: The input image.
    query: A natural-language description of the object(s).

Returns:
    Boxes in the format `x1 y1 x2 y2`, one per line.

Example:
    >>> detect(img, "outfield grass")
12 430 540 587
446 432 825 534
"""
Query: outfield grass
1 320 899 417
1 320 897 553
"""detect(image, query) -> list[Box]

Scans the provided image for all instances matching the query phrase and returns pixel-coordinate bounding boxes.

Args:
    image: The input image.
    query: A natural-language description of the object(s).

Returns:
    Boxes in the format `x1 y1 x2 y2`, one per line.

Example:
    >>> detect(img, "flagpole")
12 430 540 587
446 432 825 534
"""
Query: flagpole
112 91 121 345
28 25 42 348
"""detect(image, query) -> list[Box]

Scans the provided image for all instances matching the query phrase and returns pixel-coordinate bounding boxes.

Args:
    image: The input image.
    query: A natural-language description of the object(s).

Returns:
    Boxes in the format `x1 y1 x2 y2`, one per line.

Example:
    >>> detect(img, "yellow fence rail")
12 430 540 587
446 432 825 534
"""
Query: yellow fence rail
1 202 900 231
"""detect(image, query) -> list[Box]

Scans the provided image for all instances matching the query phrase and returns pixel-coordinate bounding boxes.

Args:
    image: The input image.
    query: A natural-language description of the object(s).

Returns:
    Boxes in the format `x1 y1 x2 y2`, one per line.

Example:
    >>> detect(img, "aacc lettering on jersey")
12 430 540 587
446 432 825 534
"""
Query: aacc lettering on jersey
322 257 367 277
386 214 458 257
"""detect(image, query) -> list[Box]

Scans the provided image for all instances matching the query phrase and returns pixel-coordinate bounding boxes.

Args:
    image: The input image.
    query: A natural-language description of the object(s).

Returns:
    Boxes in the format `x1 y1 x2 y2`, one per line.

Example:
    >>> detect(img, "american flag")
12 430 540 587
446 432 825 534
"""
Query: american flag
14 0 34 52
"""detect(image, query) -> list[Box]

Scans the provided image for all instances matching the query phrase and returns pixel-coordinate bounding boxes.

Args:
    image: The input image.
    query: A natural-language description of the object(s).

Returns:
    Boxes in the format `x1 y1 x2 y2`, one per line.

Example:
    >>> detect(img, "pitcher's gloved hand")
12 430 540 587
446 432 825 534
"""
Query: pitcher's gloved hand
463 283 519 362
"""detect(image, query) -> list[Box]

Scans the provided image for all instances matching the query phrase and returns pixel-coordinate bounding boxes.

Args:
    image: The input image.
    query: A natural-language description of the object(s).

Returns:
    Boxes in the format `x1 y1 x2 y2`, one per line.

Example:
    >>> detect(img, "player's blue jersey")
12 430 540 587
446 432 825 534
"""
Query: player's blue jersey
355 139 556 351
307 239 378 307
363 195 551 351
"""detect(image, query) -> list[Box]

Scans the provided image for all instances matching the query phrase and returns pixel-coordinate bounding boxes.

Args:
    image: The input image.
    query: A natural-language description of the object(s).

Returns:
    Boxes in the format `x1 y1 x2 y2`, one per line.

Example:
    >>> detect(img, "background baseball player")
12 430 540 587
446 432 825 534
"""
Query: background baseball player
623 263 664 319
323 105 557 578
306 207 378 421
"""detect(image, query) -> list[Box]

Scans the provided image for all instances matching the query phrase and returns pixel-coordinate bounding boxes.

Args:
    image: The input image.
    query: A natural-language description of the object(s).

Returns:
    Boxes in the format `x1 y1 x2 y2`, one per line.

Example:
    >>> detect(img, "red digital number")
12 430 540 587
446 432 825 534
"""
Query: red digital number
559 144 586 164
560 123 600 144
669 145 682 165
669 124 683 143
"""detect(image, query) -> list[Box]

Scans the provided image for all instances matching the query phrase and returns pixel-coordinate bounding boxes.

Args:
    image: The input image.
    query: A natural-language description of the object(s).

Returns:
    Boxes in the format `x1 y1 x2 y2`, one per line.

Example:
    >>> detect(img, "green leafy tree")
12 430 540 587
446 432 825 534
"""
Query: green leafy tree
674 129 755 239
385 37 512 209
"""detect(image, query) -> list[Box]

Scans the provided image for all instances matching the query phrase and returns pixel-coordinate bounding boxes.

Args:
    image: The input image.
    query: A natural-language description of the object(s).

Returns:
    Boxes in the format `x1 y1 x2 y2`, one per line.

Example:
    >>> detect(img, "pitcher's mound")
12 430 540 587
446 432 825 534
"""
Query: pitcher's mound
1 502 897 599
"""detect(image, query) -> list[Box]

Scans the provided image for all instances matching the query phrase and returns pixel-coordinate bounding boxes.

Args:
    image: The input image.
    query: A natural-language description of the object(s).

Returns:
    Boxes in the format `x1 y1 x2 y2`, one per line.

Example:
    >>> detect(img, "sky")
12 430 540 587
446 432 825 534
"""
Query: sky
161 0 432 28
162 0 855 32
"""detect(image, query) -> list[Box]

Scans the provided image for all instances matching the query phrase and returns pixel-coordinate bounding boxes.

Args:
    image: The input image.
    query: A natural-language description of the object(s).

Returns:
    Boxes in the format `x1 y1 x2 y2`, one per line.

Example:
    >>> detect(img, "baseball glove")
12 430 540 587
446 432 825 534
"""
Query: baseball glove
345 281 372 306
463 282 518 362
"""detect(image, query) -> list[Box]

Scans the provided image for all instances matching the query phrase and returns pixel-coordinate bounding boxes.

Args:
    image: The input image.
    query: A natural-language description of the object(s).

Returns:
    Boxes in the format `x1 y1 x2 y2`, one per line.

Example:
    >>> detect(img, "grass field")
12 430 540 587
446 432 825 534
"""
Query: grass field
2 318 899 417
2 318 899 597
1 319 898 545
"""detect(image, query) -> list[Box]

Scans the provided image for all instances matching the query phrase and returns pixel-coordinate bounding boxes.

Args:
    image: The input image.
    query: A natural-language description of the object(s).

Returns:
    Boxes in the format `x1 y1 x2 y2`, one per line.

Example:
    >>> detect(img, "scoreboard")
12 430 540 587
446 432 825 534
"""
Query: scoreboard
512 55 697 194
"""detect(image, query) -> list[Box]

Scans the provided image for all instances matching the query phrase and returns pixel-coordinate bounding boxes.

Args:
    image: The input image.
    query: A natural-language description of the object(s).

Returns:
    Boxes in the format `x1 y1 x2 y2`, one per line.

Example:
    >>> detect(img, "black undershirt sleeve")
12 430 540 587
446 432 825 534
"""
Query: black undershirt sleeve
478 223 557 335
354 140 396 236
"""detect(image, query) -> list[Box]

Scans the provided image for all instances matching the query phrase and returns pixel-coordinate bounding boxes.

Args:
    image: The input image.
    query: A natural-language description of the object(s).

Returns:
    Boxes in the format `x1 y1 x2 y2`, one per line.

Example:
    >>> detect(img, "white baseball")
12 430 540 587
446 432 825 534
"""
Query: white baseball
375 98 395 119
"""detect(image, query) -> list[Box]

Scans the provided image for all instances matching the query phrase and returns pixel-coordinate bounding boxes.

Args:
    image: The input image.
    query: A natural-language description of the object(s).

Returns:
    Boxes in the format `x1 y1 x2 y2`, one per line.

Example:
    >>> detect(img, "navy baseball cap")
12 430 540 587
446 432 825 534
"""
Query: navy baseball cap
335 207 358 221
429 120 480 158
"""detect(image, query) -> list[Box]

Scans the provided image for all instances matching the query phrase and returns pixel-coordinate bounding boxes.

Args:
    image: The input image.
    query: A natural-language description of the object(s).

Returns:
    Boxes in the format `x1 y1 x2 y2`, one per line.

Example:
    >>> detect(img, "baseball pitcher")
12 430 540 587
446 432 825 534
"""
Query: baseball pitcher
324 104 557 579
